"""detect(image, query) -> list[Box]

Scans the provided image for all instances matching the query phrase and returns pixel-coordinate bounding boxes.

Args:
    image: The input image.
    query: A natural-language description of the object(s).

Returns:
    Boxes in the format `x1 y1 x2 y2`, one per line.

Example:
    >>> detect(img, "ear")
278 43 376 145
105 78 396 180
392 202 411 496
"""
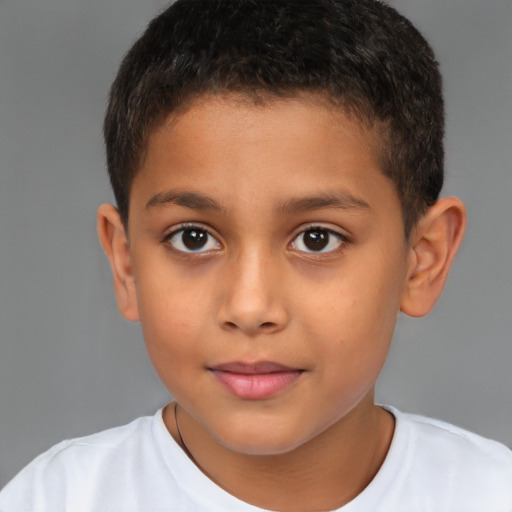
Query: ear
97 204 139 322
400 197 466 317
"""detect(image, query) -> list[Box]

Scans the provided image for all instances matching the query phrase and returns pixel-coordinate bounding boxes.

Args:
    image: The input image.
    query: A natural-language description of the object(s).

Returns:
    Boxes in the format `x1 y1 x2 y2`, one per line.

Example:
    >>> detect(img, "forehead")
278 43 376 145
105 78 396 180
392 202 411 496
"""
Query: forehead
131 93 397 221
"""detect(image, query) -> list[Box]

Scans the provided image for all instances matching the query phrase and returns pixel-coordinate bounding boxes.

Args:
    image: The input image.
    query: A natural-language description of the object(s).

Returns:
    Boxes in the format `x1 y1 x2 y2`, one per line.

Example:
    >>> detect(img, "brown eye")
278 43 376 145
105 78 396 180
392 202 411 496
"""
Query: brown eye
168 226 221 253
303 230 329 251
182 229 207 250
291 228 344 253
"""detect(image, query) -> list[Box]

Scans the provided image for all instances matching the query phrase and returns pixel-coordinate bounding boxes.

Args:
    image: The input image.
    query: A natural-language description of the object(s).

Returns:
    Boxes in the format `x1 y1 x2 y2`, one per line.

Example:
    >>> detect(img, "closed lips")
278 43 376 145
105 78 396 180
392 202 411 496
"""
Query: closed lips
209 362 304 400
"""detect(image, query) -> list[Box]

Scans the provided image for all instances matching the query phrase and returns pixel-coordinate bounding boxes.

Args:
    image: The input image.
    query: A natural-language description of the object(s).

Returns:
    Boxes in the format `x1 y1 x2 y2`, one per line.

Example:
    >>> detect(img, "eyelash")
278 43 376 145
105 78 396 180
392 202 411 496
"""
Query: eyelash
163 223 221 254
162 223 348 256
289 225 348 255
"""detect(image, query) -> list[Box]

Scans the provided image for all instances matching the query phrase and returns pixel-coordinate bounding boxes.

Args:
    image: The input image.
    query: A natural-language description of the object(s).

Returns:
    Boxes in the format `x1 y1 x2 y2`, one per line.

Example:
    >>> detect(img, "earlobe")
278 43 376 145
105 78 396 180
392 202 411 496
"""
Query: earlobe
97 204 140 322
400 197 466 317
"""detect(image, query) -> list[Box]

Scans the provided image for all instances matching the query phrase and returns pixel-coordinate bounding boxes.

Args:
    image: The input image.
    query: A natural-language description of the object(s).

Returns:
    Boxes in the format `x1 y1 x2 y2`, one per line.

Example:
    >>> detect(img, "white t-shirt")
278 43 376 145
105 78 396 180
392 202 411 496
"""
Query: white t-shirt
1 406 511 511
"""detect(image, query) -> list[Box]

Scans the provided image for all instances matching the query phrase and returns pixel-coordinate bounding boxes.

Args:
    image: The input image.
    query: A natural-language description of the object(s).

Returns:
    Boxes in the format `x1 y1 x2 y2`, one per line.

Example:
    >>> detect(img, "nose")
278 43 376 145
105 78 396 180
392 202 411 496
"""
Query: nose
216 247 289 336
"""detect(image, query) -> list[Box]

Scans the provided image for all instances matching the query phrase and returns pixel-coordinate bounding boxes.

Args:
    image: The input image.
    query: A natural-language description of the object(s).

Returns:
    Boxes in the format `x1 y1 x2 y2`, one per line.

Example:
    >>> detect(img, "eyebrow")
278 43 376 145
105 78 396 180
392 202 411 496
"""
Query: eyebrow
145 189 371 215
276 191 371 214
145 191 223 212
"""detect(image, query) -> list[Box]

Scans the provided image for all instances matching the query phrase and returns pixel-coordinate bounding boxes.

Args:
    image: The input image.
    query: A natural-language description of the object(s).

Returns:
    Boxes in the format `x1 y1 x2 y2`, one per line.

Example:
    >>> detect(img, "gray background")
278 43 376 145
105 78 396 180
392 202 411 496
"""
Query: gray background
0 0 510 488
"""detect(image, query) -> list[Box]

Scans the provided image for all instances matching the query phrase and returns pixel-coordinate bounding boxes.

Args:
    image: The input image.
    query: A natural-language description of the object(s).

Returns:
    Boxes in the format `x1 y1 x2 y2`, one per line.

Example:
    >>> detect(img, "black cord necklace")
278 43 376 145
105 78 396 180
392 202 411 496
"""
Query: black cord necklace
174 403 198 465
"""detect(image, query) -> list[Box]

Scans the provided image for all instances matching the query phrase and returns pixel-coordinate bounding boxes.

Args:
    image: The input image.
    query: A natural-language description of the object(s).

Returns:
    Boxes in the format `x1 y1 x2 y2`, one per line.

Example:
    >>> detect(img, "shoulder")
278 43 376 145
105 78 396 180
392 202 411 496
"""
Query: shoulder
30 413 154 469
387 407 512 510
402 409 512 470
0 413 156 509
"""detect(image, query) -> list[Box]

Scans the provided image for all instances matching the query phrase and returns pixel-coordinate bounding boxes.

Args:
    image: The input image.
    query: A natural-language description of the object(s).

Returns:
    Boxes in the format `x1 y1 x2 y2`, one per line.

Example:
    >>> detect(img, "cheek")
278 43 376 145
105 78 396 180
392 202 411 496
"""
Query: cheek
313 295 394 410
135 275 209 373
308 263 402 372
140 303 207 399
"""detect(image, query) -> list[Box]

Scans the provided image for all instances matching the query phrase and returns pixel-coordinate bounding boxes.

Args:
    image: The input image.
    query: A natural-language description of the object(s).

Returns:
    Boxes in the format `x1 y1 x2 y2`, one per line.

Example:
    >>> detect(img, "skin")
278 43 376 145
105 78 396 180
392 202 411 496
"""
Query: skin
98 94 466 510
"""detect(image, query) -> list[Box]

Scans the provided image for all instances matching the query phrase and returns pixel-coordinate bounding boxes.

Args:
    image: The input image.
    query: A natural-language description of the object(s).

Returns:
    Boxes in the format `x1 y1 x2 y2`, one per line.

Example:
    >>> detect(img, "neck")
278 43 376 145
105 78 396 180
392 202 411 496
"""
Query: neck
166 398 394 511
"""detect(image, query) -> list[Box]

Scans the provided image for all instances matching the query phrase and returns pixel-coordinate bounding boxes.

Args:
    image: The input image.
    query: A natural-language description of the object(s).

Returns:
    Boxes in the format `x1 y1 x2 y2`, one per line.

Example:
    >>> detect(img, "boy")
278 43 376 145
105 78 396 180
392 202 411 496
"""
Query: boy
1 0 510 510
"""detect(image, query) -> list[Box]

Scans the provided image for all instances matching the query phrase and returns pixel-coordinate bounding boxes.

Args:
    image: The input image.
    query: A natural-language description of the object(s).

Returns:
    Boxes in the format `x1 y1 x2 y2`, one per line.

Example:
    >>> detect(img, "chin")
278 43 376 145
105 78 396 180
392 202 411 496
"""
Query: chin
211 421 312 457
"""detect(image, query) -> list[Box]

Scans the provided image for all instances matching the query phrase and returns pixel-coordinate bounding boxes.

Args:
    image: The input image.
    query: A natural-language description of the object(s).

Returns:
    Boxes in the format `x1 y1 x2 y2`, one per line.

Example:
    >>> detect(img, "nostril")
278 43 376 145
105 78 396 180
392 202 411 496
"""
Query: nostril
222 320 277 333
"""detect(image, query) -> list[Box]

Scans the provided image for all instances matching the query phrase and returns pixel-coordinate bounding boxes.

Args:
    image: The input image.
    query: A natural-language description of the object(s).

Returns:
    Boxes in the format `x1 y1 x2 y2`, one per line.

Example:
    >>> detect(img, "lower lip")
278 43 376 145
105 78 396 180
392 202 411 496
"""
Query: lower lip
211 370 303 400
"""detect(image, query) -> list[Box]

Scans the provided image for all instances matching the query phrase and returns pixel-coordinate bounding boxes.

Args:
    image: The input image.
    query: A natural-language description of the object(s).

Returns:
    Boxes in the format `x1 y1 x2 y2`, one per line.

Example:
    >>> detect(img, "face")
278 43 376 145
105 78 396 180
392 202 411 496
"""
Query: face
124 95 412 455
